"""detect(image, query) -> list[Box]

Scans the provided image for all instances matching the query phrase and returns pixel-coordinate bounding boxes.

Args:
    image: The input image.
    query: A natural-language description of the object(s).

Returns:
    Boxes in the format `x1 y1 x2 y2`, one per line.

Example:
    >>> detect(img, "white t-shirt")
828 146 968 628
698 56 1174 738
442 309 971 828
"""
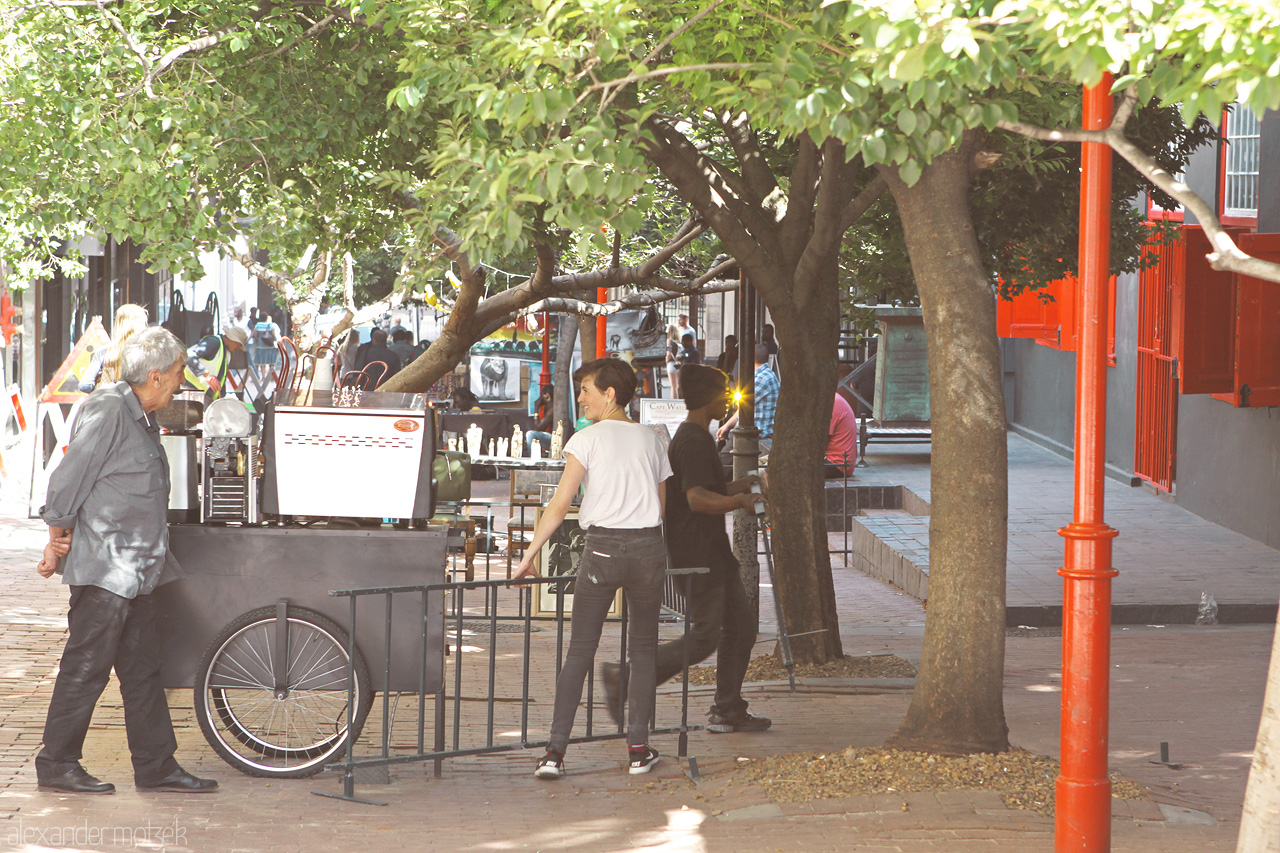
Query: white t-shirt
678 324 696 342
563 420 672 529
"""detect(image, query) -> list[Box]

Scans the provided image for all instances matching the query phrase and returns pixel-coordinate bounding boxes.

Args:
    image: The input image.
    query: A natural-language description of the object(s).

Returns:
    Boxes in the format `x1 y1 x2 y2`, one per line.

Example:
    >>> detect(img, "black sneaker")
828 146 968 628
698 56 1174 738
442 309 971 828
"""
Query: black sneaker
707 711 772 734
534 751 565 780
601 663 622 727
627 745 660 775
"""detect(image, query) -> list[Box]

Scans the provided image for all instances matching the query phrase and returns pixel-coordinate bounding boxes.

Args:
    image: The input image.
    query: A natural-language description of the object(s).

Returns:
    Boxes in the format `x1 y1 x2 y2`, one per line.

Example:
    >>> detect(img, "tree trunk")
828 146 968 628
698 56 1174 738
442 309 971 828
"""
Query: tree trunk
382 336 469 392
1237 611 1280 851
553 314 577 436
577 314 597 364
767 262 845 664
882 135 1011 755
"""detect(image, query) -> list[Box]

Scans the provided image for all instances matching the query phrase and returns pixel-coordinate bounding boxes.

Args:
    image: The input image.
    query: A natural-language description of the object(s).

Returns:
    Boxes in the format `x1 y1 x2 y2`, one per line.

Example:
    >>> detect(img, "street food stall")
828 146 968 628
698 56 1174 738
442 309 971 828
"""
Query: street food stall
152 382 452 779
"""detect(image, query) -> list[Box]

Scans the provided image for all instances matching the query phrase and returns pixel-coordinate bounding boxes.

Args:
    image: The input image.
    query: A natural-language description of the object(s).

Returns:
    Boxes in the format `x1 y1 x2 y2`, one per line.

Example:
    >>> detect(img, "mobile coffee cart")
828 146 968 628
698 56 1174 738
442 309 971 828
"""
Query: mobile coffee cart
152 388 451 778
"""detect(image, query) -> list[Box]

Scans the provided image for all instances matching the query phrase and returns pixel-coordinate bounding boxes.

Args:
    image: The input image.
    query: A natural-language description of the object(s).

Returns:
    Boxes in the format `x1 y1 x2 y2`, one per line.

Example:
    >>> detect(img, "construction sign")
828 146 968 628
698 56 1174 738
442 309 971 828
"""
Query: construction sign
40 316 110 404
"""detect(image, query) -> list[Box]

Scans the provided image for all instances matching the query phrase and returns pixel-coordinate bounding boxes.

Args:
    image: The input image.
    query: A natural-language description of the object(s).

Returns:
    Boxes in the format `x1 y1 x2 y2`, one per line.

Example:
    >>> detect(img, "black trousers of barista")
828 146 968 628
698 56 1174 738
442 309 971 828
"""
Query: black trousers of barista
36 585 179 784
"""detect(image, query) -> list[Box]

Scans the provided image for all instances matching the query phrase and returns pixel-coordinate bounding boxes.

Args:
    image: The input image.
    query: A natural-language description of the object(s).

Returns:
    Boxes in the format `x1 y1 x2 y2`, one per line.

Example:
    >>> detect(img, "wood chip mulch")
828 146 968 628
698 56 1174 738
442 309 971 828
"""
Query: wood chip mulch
686 652 917 686
738 747 1148 817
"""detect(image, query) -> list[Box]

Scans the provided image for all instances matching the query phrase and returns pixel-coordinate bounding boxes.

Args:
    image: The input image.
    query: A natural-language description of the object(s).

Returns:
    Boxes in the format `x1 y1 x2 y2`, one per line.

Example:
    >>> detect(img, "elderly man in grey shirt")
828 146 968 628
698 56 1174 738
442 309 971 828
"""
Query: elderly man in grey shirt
36 326 218 795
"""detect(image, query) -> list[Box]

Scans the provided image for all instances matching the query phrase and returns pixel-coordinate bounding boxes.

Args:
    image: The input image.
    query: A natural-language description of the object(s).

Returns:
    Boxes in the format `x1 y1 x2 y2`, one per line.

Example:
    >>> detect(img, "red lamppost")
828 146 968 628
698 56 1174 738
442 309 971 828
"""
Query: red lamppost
1056 73 1119 852
539 311 551 390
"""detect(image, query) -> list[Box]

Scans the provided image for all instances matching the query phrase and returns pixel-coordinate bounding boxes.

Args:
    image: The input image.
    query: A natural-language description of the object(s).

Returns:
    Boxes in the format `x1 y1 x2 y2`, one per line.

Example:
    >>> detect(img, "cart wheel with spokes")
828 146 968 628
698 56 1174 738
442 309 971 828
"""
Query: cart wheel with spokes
193 605 372 778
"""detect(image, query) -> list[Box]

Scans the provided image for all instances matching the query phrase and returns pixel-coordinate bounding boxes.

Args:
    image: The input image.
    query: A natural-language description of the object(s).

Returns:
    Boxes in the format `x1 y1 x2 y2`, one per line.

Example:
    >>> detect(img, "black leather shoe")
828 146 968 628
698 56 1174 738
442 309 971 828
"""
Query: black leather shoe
136 768 218 793
38 766 115 794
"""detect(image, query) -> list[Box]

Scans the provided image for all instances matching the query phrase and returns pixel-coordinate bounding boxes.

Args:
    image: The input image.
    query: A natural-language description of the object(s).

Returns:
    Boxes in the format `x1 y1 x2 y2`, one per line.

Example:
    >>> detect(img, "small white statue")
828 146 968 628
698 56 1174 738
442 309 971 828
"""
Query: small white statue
447 437 457 452
512 425 524 459
550 421 564 460
487 438 496 457
497 437 509 458
466 423 484 458
530 441 542 461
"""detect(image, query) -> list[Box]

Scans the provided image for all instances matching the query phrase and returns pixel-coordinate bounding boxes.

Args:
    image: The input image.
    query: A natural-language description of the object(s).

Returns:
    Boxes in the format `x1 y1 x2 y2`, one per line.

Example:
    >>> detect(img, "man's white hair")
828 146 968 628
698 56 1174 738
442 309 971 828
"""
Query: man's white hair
119 326 185 386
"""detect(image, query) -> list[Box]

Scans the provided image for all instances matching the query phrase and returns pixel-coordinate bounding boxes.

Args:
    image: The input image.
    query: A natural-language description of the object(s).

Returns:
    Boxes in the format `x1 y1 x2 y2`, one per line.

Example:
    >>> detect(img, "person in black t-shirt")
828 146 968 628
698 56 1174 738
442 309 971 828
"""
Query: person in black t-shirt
603 363 773 734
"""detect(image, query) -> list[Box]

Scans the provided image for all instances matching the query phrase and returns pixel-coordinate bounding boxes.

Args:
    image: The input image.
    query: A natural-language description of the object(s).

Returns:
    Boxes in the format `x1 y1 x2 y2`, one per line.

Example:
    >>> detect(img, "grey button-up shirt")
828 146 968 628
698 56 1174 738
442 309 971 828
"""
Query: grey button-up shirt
40 381 182 598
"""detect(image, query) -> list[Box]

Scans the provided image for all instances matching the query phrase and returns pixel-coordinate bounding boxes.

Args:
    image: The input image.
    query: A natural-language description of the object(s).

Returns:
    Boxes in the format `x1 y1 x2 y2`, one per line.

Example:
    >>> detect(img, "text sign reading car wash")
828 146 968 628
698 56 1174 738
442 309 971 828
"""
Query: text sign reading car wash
639 399 687 434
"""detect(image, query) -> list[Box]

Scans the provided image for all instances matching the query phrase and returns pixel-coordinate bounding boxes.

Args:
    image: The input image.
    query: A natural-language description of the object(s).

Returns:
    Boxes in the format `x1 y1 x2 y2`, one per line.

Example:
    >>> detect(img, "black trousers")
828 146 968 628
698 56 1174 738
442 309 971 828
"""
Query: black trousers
653 569 756 719
36 585 179 784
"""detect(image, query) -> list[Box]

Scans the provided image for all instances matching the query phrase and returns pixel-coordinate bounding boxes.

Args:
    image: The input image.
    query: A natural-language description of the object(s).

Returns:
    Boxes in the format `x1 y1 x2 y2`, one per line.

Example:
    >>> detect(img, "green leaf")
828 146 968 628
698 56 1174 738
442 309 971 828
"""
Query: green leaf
863 135 887 163
898 159 921 187
890 47 926 83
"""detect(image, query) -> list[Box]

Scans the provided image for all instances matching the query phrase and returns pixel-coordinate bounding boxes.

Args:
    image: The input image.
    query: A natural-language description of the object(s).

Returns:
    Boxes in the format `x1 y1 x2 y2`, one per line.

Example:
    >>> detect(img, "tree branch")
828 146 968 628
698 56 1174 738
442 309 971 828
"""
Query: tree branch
693 256 739 287
591 63 754 113
796 138 857 309
809 139 855 255
121 27 239 98
779 134 821 258
718 110 778 206
226 247 294 294
480 279 739 336
648 117 769 231
998 86 1280 284
249 13 339 63
642 117 779 277
838 174 888 232
95 0 153 95
637 218 706 277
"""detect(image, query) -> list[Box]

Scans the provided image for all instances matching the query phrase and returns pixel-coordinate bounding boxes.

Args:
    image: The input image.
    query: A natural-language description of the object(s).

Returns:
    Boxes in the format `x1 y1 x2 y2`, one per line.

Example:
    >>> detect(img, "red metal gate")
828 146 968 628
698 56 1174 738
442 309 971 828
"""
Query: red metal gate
1134 235 1183 491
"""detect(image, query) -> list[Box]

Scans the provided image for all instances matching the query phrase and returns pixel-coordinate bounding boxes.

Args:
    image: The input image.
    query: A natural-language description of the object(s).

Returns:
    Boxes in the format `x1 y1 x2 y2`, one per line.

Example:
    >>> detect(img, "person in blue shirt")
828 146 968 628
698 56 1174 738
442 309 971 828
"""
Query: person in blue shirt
716 344 779 452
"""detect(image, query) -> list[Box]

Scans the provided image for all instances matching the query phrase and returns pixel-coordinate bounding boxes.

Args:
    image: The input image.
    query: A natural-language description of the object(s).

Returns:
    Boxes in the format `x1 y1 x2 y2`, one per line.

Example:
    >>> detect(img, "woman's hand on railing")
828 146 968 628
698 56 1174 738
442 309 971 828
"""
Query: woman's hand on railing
513 551 540 579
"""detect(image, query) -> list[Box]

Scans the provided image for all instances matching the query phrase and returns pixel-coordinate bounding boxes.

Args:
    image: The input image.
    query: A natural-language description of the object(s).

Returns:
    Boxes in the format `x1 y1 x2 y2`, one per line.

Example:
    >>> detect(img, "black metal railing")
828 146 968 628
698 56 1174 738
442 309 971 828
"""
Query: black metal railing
317 568 707 804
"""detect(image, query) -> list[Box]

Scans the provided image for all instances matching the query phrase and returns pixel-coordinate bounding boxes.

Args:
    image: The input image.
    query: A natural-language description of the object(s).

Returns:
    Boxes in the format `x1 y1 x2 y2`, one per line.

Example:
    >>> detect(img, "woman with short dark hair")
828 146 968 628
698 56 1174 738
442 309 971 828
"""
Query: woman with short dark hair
515 358 671 780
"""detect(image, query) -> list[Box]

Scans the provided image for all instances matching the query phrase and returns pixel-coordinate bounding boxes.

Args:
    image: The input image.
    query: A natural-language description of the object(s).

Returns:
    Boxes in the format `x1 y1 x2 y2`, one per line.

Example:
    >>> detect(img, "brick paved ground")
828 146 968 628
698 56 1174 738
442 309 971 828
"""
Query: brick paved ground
0 432 1273 851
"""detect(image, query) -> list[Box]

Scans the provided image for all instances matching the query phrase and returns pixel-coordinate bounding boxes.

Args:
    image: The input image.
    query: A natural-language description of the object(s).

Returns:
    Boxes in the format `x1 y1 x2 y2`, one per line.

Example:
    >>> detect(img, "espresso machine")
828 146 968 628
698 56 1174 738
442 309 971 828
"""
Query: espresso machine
200 396 259 524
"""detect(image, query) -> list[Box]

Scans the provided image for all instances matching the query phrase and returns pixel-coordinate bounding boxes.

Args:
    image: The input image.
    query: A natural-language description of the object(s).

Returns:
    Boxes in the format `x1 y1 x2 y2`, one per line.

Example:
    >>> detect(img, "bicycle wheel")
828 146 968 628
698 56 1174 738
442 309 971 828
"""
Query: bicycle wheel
193 605 372 778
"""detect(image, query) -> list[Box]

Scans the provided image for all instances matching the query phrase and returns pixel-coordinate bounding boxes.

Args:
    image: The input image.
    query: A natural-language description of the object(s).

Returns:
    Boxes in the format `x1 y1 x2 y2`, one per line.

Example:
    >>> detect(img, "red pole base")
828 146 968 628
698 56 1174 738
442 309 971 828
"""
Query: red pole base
1055 777 1112 852
1057 521 1117 853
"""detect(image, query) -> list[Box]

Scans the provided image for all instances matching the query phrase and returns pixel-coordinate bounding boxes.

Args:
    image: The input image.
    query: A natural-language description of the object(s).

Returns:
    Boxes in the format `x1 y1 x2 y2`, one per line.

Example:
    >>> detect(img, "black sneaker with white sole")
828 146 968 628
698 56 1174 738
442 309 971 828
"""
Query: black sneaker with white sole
534 752 565 779
706 711 772 734
627 746 660 775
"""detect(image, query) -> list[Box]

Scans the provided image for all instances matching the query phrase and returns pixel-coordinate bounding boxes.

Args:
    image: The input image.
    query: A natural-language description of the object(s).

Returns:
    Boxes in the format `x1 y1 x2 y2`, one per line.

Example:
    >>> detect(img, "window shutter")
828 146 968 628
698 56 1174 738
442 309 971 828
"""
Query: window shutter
1172 225 1241 394
1232 232 1280 407
996 278 1076 350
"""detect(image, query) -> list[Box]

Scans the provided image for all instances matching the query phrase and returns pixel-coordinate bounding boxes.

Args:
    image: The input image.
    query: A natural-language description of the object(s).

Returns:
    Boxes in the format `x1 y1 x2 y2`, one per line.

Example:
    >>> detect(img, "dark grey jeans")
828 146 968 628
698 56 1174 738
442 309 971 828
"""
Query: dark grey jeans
654 568 756 719
37 585 179 784
547 526 666 754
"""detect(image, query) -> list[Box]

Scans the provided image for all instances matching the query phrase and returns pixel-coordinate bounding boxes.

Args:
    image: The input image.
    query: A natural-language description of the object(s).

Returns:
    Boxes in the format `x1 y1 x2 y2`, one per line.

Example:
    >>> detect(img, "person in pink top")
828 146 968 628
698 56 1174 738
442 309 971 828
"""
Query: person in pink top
825 392 858 477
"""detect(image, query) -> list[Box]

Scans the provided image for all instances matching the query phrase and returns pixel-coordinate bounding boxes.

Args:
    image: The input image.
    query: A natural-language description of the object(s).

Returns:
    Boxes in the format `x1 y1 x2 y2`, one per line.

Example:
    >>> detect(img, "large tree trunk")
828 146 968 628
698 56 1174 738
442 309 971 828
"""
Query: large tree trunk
882 134 1011 755
1237 610 1280 851
767 260 845 664
553 314 577 436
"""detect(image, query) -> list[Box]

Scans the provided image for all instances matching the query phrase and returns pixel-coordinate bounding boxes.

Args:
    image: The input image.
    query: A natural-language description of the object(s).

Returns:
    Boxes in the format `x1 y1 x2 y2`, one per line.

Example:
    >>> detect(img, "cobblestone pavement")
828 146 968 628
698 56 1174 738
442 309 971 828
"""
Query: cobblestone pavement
0 432 1271 851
